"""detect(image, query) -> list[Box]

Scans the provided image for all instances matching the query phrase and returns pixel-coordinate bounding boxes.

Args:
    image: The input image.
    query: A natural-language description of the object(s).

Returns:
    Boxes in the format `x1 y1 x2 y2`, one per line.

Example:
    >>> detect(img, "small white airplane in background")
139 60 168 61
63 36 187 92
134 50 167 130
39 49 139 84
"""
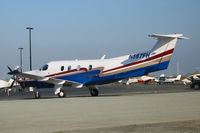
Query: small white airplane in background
137 75 155 83
0 78 19 95
119 75 155 85
118 78 138 85
0 78 17 89
8 33 188 98
154 74 182 84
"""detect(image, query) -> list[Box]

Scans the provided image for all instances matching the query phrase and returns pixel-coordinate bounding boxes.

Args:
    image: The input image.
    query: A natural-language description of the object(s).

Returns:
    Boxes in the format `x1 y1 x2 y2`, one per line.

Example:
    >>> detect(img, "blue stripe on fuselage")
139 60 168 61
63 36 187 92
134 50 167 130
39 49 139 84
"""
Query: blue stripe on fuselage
57 69 101 84
57 60 170 85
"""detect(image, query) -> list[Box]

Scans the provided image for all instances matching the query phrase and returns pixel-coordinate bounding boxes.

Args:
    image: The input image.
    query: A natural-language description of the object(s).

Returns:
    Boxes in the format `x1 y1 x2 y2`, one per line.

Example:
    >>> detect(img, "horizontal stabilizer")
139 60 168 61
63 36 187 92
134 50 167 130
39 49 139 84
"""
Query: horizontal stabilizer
149 34 189 40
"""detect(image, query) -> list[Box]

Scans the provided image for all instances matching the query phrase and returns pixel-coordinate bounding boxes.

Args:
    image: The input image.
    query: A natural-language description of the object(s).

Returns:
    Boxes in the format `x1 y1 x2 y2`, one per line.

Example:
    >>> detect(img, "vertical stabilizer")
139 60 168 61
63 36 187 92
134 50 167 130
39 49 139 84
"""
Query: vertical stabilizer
149 34 187 56
148 34 188 71
176 75 182 80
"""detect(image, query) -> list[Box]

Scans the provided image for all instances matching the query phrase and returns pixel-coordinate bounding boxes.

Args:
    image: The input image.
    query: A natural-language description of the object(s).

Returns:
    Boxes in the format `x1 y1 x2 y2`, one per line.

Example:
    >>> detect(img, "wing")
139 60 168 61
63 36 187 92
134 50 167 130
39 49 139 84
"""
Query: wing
8 71 83 88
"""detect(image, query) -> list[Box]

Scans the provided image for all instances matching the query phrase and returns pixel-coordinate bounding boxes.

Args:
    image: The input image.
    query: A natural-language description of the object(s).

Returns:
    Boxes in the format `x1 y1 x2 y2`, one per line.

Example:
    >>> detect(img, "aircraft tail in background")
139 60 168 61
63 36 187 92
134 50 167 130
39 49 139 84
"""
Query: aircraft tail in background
175 74 182 81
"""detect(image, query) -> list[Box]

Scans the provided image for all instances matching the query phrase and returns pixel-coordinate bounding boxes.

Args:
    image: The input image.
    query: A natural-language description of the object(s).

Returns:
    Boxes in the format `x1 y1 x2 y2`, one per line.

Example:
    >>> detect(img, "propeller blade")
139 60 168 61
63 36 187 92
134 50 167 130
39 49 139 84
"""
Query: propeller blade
7 66 13 72
10 79 16 88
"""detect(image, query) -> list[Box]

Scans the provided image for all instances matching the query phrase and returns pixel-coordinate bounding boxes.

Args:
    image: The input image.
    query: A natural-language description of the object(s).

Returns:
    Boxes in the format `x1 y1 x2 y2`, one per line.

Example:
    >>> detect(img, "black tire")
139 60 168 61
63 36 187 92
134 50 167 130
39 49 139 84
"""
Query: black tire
58 90 66 98
90 88 99 96
35 91 40 99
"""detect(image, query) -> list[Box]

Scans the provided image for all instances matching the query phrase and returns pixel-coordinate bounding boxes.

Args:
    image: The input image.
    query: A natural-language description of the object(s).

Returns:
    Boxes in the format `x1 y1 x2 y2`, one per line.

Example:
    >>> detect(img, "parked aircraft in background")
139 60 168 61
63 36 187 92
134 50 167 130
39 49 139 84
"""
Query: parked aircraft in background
8 33 187 98
188 73 200 80
0 78 19 96
0 78 18 89
182 73 200 85
118 78 138 85
182 78 192 85
119 75 155 85
137 75 155 83
154 74 182 84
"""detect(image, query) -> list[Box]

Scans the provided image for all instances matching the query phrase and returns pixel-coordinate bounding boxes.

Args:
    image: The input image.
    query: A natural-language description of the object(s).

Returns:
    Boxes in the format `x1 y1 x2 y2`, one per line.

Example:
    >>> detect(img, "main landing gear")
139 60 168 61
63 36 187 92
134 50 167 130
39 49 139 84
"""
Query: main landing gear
34 90 66 99
89 86 99 96
57 90 66 98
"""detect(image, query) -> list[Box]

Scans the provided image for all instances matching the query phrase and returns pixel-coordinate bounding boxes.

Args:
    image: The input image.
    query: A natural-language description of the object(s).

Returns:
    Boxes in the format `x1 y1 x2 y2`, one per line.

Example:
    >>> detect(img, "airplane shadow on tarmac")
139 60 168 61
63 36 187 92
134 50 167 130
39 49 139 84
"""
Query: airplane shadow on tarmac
23 94 123 100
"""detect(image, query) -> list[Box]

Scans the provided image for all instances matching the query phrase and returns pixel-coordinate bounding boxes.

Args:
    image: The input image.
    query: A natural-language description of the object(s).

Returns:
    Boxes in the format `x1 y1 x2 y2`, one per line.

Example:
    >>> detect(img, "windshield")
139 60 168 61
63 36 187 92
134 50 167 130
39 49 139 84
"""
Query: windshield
40 64 48 71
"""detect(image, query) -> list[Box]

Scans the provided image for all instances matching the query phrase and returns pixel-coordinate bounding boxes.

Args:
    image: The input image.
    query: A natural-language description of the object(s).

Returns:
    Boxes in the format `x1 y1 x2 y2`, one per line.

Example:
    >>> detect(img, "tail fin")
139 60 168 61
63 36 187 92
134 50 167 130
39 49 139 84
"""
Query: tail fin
148 34 188 71
149 34 188 55
175 75 182 80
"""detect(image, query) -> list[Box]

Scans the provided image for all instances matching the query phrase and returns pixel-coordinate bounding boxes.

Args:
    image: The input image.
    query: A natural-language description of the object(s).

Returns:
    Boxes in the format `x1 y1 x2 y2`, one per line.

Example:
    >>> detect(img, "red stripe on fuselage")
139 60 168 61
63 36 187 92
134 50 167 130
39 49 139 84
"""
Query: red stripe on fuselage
102 49 174 73
46 68 88 77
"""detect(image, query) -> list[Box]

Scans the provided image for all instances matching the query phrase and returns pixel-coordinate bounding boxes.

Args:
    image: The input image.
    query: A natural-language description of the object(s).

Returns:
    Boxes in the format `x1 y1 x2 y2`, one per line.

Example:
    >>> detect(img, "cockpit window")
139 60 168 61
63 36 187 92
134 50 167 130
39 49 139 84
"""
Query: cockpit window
41 64 48 71
89 65 92 70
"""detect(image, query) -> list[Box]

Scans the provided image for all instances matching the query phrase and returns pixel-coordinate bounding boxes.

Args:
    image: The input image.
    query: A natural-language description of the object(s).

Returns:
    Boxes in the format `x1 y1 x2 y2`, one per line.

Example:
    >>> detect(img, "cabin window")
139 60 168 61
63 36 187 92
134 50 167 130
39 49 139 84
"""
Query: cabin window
61 66 64 71
89 65 92 70
77 65 80 71
41 64 48 71
68 65 71 71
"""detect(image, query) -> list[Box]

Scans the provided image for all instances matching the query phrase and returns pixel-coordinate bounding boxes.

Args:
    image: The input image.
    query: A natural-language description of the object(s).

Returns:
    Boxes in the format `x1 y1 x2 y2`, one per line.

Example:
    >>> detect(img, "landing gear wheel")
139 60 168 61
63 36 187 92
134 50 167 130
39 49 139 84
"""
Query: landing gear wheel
58 90 66 98
35 91 40 99
89 88 99 96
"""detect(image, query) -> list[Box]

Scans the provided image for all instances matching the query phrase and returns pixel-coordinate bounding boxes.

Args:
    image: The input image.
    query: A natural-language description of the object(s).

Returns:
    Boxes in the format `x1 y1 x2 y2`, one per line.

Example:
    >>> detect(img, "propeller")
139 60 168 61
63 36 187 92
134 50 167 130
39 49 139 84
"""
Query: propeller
7 66 13 72
7 66 25 91
10 78 16 88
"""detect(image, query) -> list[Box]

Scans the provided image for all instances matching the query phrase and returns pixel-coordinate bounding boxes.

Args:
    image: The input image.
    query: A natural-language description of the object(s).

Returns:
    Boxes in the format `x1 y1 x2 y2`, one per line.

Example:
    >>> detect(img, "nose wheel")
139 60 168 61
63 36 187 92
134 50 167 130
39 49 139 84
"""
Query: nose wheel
35 91 40 99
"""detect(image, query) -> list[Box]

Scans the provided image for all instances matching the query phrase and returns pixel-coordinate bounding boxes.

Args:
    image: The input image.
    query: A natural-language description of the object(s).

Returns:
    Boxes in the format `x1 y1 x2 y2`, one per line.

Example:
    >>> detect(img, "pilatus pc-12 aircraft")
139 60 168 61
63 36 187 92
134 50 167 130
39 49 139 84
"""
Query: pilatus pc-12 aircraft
8 34 188 98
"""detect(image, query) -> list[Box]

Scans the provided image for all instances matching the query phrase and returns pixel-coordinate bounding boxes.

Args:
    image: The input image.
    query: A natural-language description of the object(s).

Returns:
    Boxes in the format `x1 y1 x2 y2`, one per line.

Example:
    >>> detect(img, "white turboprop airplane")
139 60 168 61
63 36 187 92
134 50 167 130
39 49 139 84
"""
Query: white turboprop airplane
154 74 182 84
8 34 188 98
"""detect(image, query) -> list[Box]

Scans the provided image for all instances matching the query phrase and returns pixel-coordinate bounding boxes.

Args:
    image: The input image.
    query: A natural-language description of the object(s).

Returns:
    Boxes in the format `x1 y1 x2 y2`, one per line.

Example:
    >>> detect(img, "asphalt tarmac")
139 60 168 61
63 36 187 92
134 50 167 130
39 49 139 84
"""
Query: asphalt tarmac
0 84 200 133
0 84 194 100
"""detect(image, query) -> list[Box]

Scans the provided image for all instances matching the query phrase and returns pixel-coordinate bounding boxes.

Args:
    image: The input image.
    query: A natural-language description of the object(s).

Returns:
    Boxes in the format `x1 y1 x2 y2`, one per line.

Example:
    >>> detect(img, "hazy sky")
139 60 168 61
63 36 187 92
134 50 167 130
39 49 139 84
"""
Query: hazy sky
0 0 199 79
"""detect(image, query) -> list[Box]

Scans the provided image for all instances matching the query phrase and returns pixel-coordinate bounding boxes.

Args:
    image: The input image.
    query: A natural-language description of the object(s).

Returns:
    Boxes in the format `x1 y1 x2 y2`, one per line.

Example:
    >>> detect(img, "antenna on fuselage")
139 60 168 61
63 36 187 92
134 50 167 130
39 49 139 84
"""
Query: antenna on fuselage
100 55 106 60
